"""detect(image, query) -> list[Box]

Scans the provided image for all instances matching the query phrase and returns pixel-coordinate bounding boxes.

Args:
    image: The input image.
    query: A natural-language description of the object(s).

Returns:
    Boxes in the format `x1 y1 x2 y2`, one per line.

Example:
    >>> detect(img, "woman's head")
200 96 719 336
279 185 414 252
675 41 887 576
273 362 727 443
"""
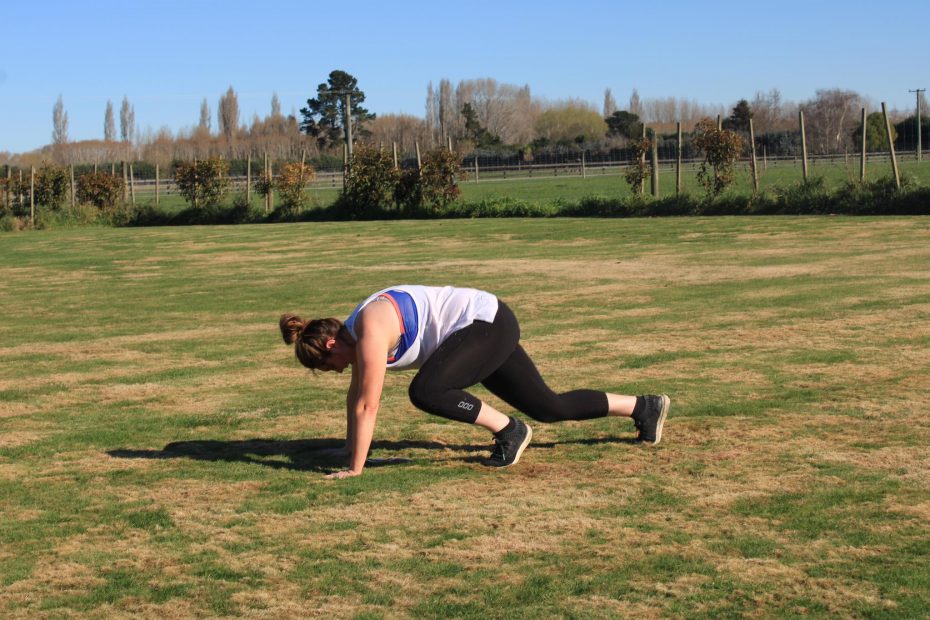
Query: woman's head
279 313 352 372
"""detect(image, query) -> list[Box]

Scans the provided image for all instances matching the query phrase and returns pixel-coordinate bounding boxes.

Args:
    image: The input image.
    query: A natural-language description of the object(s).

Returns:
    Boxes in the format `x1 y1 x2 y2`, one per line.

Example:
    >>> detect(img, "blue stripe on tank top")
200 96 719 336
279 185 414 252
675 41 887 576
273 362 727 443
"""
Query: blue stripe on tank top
383 290 419 363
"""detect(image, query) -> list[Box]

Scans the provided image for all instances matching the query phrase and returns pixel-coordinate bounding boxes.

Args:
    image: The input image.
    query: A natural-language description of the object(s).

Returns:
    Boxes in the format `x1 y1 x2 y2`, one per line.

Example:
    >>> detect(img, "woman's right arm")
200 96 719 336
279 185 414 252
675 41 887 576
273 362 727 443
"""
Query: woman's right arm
345 365 360 450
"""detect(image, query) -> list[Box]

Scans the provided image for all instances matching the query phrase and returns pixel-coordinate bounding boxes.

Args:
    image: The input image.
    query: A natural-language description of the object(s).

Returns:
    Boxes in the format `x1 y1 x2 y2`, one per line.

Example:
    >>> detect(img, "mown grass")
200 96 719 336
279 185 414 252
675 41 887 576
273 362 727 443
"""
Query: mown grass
1 217 929 617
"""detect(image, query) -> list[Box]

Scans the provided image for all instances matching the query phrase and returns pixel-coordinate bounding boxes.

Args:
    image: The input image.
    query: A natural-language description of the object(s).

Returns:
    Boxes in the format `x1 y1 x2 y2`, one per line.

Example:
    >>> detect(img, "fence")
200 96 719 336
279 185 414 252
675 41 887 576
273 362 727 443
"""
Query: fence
3 104 926 218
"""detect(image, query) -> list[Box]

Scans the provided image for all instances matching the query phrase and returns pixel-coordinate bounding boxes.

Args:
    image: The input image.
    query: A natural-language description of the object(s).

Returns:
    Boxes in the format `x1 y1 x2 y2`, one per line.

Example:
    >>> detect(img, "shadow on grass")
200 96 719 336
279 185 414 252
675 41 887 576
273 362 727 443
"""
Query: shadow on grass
107 436 637 472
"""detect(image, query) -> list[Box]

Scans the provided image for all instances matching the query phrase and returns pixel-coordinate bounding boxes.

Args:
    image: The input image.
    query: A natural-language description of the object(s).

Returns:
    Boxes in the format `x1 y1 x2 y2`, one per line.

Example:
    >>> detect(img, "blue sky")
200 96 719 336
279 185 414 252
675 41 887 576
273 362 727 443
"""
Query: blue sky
2 0 927 154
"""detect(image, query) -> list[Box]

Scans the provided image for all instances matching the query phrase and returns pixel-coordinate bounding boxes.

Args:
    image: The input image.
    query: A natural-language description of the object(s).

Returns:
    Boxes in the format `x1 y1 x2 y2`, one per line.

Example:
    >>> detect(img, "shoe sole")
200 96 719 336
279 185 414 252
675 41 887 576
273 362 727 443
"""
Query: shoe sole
502 423 533 468
644 394 670 446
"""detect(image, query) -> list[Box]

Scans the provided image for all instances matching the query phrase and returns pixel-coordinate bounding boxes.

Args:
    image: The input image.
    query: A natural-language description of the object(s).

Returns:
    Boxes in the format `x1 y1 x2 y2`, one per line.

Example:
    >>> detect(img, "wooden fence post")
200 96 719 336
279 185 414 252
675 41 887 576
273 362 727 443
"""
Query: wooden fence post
392 142 398 169
415 142 422 175
448 136 453 153
246 155 251 203
582 151 586 179
860 107 867 182
5 166 10 212
650 131 659 198
122 162 128 202
263 153 269 212
155 164 160 206
129 164 136 205
640 124 647 195
676 121 682 196
30 166 35 227
799 110 809 181
882 102 900 189
749 119 759 193
70 164 75 210
474 156 479 183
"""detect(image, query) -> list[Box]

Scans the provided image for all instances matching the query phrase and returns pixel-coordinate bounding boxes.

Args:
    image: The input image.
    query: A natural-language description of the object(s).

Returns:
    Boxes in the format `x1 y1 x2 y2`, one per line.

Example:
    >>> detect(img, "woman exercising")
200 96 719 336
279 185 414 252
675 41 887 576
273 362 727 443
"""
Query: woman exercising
280 285 669 478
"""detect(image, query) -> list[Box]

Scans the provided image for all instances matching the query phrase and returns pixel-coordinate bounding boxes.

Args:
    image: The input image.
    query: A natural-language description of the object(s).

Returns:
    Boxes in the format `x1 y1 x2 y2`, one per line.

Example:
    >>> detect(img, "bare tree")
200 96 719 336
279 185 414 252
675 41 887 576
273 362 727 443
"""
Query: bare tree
52 95 69 145
104 100 116 141
438 79 455 145
218 86 240 141
199 98 211 132
120 96 135 143
603 88 617 117
801 88 863 154
629 89 643 118
425 81 437 146
271 92 282 118
366 114 430 153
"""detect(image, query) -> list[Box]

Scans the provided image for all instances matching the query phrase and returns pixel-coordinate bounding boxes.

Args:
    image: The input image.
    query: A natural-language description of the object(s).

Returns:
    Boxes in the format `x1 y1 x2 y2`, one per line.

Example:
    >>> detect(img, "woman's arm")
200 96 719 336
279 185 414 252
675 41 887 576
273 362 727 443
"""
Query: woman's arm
327 303 393 478
345 367 360 451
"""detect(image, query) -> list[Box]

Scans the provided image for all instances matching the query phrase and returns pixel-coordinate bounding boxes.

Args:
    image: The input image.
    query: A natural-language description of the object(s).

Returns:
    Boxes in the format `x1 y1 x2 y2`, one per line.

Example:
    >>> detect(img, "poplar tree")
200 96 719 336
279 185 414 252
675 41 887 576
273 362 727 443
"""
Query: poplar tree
104 100 116 141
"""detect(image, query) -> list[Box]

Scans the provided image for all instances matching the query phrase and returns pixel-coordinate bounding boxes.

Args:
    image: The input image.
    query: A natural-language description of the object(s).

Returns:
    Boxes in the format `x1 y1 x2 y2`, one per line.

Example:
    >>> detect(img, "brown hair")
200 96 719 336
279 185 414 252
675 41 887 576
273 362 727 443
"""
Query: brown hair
279 313 347 369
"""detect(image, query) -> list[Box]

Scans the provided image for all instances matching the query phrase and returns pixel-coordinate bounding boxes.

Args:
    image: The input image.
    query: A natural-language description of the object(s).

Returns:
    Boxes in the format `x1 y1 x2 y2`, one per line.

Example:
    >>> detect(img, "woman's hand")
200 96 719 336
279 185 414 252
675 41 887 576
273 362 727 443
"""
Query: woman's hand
325 469 361 480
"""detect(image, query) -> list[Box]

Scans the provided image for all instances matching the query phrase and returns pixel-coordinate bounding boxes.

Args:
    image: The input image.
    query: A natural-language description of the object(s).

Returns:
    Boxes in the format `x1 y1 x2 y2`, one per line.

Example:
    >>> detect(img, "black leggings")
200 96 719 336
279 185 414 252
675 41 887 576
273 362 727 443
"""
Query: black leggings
407 301 609 424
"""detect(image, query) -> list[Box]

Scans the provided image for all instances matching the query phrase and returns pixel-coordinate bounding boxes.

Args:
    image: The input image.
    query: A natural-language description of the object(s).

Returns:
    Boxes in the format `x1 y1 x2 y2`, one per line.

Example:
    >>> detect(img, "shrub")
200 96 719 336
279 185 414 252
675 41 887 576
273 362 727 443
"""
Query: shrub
337 146 400 218
34 163 70 210
692 119 744 198
173 158 229 209
275 162 316 214
411 148 463 214
623 137 652 195
76 171 125 211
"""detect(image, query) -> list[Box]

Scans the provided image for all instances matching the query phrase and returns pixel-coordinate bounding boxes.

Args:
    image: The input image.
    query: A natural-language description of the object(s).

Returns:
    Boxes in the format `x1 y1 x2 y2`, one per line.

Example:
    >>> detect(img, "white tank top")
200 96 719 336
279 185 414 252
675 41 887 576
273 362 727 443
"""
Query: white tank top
345 285 499 370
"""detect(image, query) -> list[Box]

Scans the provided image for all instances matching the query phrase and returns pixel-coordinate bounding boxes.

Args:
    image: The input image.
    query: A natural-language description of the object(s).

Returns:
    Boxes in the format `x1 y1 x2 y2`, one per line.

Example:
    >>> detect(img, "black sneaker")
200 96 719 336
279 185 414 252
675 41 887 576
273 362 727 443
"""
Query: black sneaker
632 394 670 445
486 417 532 467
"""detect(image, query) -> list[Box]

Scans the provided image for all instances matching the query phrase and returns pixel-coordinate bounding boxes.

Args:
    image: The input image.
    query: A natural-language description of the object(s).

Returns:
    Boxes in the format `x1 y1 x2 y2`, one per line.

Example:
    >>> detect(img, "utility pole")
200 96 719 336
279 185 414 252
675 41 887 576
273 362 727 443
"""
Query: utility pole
909 89 925 161
330 90 354 160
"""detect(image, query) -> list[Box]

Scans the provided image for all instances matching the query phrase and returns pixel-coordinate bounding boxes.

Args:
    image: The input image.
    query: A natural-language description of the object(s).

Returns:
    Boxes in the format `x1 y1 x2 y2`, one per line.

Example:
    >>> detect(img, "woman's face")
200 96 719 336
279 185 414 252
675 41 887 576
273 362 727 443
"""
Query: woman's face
320 338 353 373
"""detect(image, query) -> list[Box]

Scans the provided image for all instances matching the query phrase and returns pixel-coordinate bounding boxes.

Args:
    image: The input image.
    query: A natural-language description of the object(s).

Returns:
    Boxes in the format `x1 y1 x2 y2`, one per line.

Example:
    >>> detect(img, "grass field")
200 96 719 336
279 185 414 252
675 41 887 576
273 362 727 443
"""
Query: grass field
2 217 930 617
137 158 930 215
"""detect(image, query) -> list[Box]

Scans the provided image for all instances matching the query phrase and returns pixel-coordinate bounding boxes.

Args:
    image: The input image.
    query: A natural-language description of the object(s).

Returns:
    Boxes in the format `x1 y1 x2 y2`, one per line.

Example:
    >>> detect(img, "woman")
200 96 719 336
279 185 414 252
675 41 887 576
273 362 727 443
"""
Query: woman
280 285 669 478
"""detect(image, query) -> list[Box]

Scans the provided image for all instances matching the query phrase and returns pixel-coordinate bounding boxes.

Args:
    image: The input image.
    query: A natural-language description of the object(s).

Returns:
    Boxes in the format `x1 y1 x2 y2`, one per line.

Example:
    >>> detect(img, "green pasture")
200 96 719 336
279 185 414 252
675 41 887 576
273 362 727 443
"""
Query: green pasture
1 217 929 617
140 158 930 214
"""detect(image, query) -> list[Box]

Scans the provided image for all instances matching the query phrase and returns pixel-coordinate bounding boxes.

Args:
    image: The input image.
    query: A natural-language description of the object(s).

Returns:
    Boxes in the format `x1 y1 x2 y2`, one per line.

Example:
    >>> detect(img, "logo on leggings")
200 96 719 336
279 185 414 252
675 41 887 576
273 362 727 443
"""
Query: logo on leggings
457 400 475 411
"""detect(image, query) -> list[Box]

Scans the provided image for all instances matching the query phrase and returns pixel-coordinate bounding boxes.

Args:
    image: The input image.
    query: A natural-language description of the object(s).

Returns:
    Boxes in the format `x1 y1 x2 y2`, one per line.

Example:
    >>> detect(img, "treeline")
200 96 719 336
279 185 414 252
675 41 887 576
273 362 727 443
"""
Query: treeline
4 72 928 171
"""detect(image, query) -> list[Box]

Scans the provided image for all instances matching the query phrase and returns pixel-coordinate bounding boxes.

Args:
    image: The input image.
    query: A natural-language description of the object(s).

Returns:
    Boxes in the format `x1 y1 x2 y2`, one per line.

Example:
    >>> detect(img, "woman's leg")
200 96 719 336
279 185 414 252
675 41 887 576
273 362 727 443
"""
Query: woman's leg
407 302 521 433
480 344 612 422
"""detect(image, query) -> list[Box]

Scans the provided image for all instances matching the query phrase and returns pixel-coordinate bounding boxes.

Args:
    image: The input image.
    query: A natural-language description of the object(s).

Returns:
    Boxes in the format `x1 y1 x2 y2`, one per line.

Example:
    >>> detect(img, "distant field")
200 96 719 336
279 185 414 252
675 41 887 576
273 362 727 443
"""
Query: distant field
1 217 929 617
132 158 930 214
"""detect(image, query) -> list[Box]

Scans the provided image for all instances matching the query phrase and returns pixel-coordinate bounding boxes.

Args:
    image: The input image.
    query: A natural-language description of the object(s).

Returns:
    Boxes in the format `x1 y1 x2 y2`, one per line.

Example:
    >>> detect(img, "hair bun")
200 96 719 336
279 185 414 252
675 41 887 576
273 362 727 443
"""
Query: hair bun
279 313 305 344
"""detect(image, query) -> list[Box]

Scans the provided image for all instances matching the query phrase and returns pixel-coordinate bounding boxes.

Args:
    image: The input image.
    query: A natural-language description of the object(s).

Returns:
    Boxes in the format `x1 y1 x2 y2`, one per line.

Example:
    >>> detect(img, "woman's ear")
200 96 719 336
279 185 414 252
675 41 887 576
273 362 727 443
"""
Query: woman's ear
325 338 337 351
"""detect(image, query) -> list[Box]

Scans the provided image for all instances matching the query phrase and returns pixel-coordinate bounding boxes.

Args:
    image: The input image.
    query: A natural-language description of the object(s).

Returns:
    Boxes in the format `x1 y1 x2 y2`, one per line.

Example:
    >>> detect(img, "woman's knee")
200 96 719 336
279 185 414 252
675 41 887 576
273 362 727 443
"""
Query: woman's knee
407 376 436 413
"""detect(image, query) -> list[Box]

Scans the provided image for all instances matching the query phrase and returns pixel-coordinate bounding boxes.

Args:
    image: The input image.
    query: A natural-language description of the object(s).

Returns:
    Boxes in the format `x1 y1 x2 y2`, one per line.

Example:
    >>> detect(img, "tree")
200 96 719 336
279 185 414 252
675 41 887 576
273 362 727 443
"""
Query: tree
173 158 229 209
751 88 786 135
76 171 124 211
603 88 617 118
300 70 375 150
856 112 897 151
606 110 642 139
801 89 862 154
275 162 315 214
199 98 211 131
52 95 69 145
218 86 240 140
692 119 744 198
120 96 135 143
535 102 607 146
461 103 501 148
34 163 70 209
628 89 643 118
104 101 116 142
724 99 753 132
624 136 652 195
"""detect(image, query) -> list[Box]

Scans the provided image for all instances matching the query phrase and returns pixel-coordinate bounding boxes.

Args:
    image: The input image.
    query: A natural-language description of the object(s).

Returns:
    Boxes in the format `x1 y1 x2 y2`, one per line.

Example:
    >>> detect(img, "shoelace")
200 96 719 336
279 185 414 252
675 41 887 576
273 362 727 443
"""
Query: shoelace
490 437 509 460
